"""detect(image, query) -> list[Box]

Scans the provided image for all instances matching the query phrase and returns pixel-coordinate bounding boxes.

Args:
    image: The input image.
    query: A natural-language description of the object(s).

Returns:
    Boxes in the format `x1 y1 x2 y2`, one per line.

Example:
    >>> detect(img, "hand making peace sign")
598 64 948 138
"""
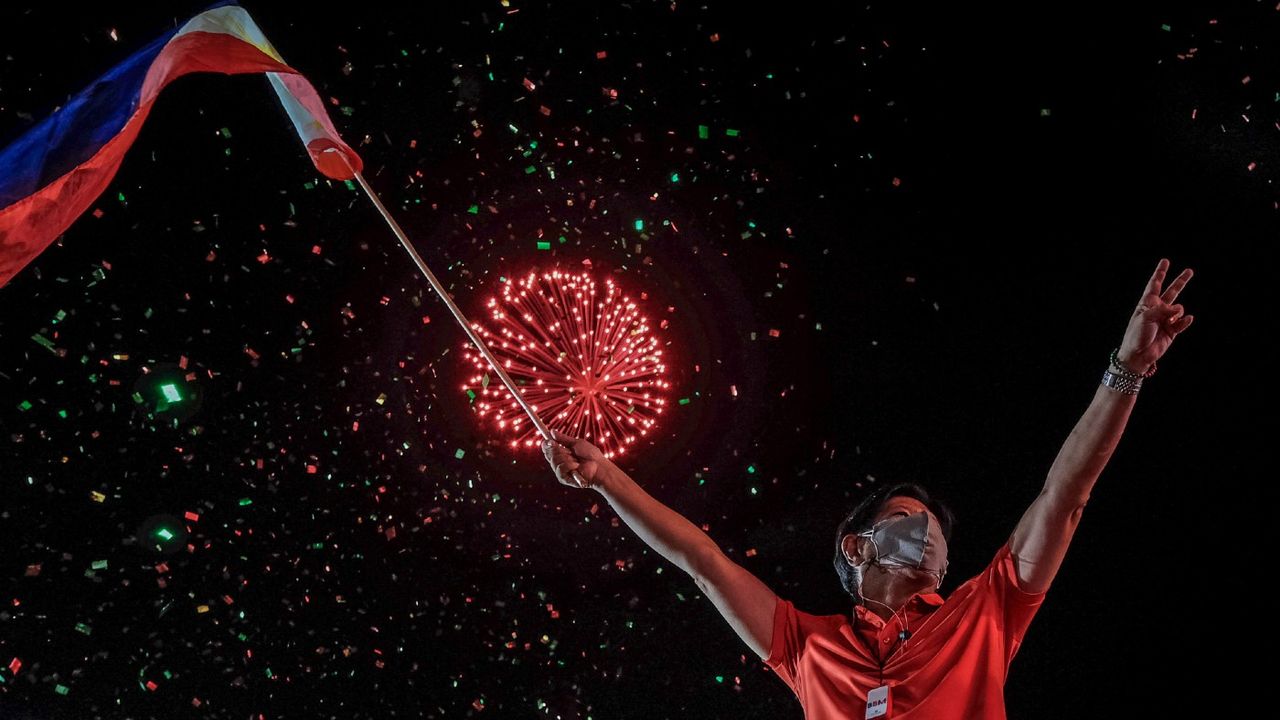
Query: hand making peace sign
1116 258 1195 374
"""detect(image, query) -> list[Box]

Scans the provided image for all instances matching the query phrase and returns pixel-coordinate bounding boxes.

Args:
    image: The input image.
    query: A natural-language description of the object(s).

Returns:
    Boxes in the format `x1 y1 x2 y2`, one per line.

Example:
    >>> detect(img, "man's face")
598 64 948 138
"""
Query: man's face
843 496 949 594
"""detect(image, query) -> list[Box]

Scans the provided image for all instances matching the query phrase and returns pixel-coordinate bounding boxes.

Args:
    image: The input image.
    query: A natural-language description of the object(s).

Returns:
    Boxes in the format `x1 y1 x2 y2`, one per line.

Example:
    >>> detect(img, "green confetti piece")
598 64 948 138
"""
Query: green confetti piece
340 106 354 116
160 383 182 402
91 560 107 570
1040 108 1051 117
52 309 66 323
238 498 253 506
465 389 476 401
715 675 724 683
524 165 537 174
55 684 69 695
156 528 174 541
31 333 57 352
536 241 551 250
750 487 759 495
747 465 756 474
670 172 680 182
117 192 126 204
725 128 740 137
75 622 92 635
468 204 479 214
508 123 520 134
18 400 31 411
1160 23 1171 31
697 124 709 139
344 179 356 191
634 219 644 231
304 181 316 190
559 235 567 244
455 448 466 459
57 409 67 419
678 397 691 405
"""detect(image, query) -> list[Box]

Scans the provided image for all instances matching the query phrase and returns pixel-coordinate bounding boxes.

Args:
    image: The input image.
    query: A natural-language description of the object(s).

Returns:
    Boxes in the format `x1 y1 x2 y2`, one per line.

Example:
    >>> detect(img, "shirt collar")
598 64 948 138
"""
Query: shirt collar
853 591 945 623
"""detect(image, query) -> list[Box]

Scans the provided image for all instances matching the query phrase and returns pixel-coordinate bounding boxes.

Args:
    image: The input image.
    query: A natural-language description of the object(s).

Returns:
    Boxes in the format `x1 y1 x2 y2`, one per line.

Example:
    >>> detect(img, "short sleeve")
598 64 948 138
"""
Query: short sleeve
764 595 802 695
985 542 1049 660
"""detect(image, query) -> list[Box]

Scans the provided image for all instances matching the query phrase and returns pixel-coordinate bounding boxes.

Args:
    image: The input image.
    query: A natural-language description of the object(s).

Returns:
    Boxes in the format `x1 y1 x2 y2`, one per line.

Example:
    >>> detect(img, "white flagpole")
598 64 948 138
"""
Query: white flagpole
345 167 588 488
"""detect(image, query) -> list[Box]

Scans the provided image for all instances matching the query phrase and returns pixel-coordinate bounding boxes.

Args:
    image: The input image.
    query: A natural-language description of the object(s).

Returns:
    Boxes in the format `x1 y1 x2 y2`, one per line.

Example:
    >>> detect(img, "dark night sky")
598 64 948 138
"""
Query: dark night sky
0 1 1262 718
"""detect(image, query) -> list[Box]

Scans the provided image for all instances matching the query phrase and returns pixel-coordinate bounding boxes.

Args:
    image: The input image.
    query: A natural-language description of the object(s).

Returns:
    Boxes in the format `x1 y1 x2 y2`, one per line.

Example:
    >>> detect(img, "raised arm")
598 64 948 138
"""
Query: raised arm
1010 258 1195 593
544 431 779 659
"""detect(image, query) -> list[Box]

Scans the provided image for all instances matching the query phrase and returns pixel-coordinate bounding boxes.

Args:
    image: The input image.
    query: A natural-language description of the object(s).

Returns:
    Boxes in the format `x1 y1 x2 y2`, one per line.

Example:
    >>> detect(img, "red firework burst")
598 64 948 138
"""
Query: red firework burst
460 268 670 458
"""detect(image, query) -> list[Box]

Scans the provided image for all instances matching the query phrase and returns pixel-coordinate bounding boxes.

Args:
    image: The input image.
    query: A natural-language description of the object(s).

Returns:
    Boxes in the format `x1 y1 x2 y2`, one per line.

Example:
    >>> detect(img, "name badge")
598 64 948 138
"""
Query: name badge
866 684 892 719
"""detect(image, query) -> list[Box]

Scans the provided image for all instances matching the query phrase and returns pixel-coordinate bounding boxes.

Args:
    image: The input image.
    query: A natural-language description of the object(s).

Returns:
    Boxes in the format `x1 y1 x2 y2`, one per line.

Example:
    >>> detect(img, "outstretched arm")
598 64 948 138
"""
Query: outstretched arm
1010 258 1195 593
544 431 779 659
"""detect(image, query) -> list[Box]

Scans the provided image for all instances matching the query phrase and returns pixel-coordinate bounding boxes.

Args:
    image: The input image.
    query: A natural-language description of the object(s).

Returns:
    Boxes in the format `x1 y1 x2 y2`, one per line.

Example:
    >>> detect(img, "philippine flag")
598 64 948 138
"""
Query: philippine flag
0 1 363 287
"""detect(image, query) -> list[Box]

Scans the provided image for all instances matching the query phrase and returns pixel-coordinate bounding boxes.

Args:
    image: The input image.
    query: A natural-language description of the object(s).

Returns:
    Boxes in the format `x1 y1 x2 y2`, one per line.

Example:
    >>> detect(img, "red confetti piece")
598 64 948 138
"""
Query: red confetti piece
184 511 199 522
522 78 536 91
8 657 21 674
768 328 781 337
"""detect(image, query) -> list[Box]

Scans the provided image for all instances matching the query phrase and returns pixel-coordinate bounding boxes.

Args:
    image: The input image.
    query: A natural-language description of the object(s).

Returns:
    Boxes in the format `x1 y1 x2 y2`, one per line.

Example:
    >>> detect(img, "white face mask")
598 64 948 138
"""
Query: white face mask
848 511 949 589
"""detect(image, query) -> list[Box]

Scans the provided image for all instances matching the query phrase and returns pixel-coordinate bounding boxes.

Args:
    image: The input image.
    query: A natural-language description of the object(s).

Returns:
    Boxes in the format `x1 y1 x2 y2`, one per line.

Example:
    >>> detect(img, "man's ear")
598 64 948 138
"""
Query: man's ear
841 534 863 566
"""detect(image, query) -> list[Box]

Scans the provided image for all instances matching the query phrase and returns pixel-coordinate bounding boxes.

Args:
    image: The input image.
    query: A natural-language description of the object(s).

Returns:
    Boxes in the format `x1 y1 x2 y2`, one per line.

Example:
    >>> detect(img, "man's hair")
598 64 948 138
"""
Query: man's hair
832 482 956 600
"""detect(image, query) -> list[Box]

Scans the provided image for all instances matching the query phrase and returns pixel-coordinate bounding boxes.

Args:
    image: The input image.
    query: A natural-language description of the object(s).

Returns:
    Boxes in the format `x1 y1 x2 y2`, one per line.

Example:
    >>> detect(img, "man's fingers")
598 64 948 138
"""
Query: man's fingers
1161 267 1192 304
1143 258 1170 298
1171 314 1194 335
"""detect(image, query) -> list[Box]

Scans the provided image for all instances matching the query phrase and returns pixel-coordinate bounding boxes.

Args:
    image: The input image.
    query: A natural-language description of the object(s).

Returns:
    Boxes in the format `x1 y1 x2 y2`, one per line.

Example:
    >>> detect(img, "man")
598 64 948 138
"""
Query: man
543 259 1194 719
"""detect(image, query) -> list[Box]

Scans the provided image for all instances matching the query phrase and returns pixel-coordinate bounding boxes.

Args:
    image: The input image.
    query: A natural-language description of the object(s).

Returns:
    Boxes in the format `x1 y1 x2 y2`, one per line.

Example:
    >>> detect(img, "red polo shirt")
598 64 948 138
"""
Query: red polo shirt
766 542 1046 719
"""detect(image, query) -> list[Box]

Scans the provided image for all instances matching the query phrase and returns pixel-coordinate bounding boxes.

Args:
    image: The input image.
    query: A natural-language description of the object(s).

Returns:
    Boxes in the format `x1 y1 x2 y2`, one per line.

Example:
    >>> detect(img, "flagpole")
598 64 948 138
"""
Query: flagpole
344 166 589 488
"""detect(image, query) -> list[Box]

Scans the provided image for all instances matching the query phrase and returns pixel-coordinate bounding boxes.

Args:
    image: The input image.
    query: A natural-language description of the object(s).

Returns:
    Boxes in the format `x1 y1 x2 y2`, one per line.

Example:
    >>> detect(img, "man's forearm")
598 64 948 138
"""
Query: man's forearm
592 462 720 579
1009 381 1139 592
1043 383 1137 504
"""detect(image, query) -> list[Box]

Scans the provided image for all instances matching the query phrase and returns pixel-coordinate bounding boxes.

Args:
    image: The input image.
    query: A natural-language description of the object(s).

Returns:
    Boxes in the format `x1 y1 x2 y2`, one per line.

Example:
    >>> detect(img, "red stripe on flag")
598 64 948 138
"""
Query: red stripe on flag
0 30 359 287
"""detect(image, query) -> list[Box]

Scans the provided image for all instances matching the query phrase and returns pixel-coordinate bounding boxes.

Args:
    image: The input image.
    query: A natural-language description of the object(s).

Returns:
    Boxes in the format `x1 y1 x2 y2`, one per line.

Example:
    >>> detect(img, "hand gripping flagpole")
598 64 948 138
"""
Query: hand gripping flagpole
342 164 589 489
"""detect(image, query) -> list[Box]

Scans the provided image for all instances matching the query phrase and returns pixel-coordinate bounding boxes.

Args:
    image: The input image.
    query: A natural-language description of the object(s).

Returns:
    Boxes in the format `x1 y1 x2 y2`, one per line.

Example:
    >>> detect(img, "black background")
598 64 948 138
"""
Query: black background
0 1 1262 718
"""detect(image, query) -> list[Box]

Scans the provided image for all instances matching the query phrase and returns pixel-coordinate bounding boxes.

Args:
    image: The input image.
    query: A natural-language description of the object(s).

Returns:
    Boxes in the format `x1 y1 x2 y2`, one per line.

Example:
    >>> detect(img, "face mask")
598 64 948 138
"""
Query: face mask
848 511 948 588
